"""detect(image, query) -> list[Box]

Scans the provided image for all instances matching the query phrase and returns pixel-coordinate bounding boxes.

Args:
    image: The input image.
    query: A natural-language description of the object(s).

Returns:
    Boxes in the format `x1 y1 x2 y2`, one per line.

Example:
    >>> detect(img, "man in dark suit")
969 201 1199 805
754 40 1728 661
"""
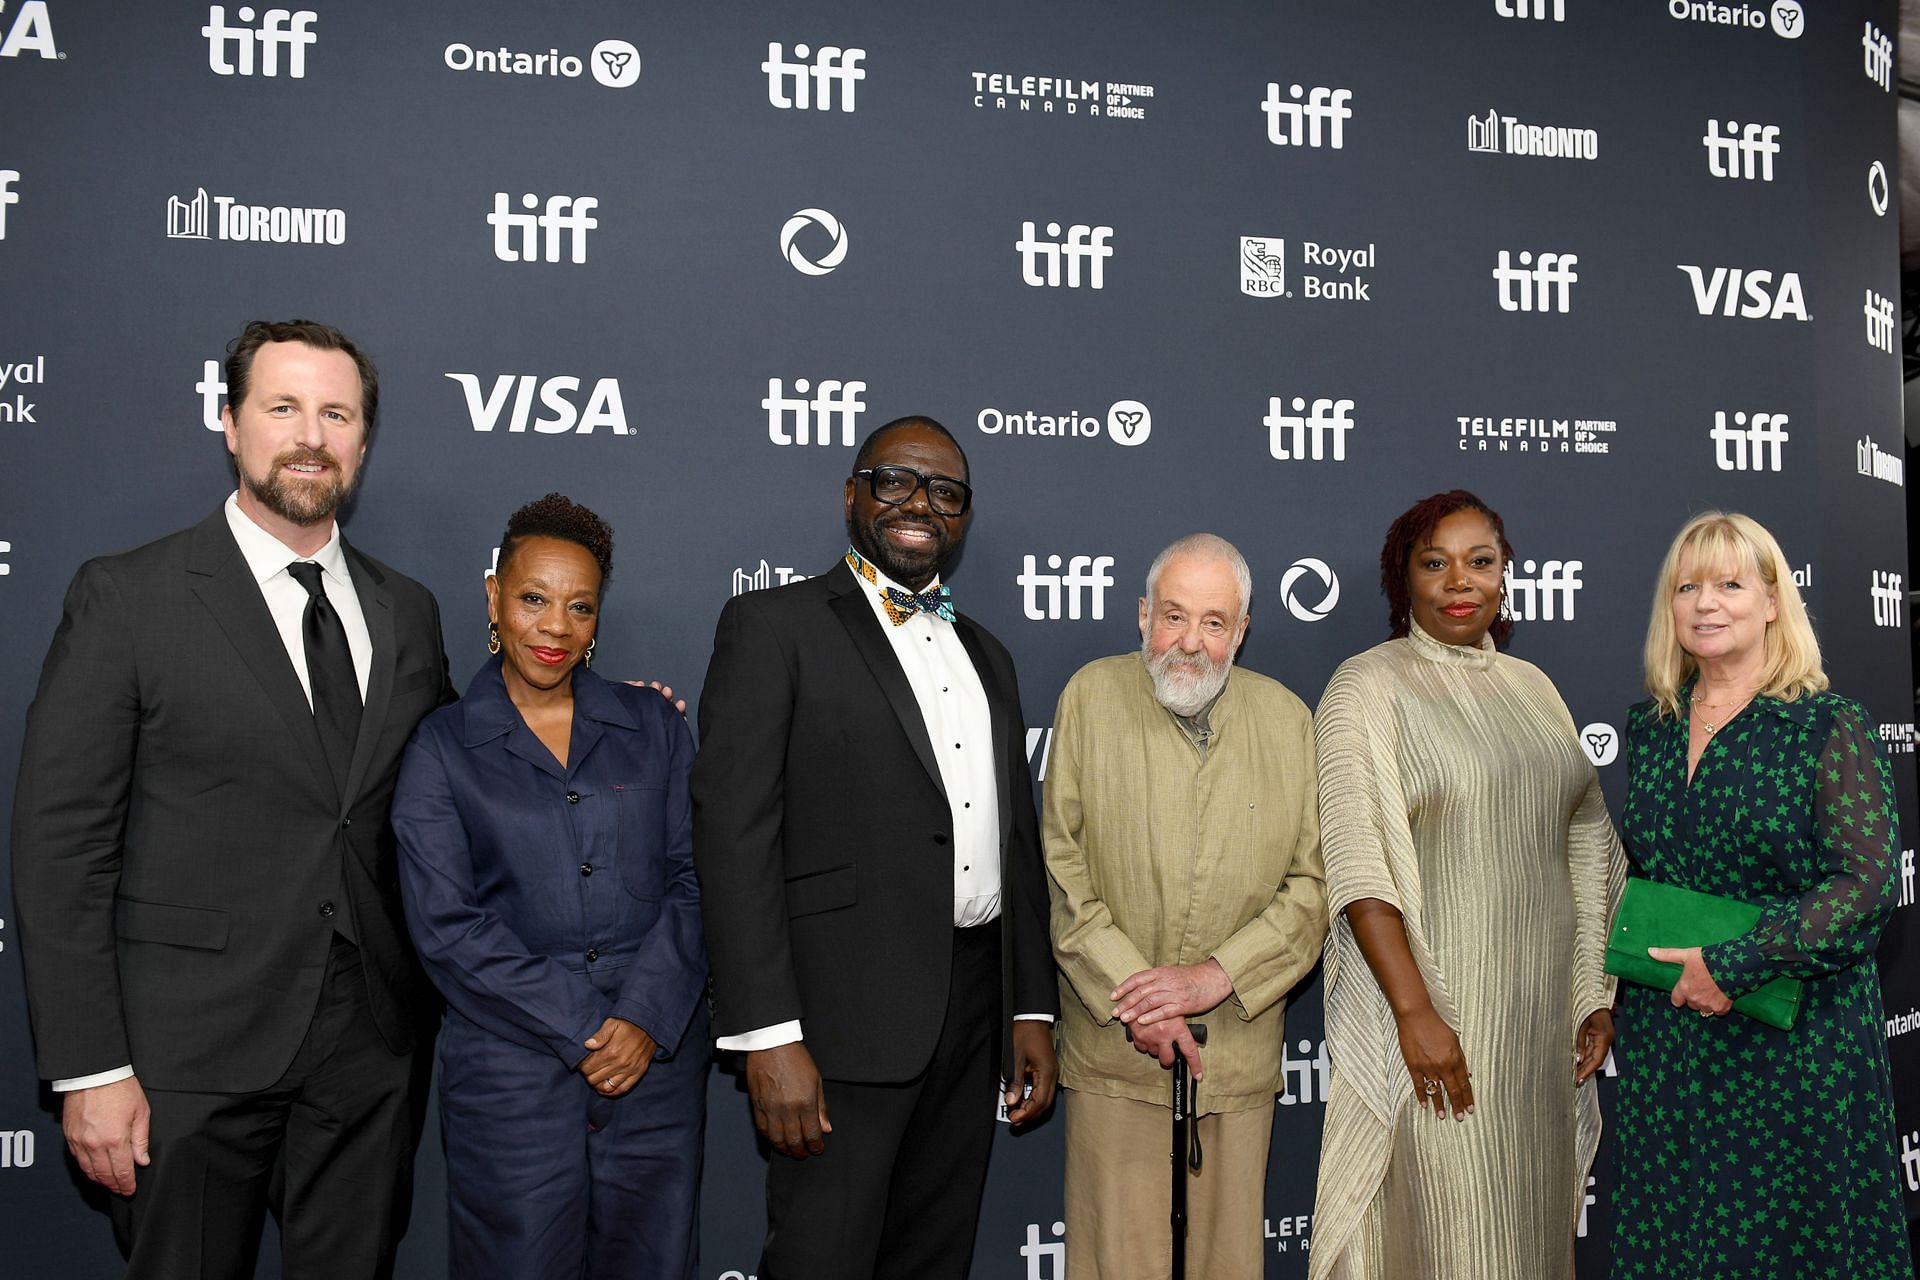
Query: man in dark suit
693 415 1058 1279
10 319 451 1278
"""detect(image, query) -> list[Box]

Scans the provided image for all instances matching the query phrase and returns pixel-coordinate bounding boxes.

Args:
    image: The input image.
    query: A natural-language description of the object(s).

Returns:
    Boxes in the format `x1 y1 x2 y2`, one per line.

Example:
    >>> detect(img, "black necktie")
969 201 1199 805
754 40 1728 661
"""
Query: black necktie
287 561 362 794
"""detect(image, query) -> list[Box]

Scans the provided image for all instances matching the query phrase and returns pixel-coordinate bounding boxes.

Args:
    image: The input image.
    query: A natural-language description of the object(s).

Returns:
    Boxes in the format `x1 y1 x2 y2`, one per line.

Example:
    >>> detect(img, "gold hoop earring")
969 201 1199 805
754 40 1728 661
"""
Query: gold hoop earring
584 637 595 668
487 622 501 655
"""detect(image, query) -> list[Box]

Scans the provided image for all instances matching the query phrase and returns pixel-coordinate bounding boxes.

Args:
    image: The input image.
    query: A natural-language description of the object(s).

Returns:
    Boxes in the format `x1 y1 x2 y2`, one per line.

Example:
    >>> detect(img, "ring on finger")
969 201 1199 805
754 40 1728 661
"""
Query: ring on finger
1422 1077 1438 1095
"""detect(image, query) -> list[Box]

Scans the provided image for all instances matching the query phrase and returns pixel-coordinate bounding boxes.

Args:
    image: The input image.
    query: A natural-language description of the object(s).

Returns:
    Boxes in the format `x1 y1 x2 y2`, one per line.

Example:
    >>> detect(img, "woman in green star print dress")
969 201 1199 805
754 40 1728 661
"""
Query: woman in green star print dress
1611 512 1912 1280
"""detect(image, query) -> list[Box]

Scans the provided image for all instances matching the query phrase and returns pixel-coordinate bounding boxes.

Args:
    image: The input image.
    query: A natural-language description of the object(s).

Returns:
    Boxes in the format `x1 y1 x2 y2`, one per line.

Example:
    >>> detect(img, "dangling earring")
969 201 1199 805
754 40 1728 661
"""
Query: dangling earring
487 622 501 654
1498 588 1513 623
584 637 595 668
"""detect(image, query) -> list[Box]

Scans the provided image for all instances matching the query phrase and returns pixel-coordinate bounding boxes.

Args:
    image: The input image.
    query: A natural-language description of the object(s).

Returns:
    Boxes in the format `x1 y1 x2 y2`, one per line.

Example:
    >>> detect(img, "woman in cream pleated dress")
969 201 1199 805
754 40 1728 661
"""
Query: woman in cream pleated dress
1309 490 1624 1280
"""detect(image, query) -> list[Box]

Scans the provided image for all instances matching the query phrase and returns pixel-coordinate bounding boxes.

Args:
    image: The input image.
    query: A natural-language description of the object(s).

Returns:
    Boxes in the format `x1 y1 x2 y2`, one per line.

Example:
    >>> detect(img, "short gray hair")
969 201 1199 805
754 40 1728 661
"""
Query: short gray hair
1144 533 1252 620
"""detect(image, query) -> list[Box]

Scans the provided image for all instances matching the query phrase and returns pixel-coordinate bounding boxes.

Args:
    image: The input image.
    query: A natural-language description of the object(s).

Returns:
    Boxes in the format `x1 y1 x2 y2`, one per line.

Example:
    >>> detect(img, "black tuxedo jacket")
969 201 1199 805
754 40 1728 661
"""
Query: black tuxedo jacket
11 508 453 1093
691 561 1056 1083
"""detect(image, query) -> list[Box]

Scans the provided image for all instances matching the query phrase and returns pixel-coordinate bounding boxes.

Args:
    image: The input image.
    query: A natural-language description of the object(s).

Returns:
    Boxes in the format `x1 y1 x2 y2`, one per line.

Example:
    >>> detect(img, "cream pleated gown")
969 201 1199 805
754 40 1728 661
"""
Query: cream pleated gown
1308 623 1623 1280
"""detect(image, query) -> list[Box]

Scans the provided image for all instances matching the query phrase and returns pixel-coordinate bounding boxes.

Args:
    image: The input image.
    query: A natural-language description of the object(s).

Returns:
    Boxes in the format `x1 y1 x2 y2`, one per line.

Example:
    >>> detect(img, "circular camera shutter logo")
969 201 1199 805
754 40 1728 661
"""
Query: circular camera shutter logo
590 40 641 88
1580 722 1620 767
1869 161 1891 217
1769 1 1802 38
780 208 849 276
1279 558 1339 622
1106 400 1151 446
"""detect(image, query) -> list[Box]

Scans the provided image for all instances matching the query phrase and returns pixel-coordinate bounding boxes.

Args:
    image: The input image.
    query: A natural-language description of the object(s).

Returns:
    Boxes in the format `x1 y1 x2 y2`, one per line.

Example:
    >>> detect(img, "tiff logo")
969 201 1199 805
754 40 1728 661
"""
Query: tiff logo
1265 396 1354 461
1019 554 1115 621
1872 570 1904 628
1902 848 1915 908
1020 1221 1066 1280
1702 121 1779 181
763 42 864 111
1504 558 1583 621
0 539 9 577
1865 21 1893 91
1710 411 1788 472
764 377 865 446
0 169 14 239
1865 289 1896 354
1493 250 1577 313
1276 1038 1331 1106
489 193 597 263
1857 436 1904 487
1496 0 1564 17
197 360 226 430
204 6 316 78
1262 83 1352 149
1017 221 1112 289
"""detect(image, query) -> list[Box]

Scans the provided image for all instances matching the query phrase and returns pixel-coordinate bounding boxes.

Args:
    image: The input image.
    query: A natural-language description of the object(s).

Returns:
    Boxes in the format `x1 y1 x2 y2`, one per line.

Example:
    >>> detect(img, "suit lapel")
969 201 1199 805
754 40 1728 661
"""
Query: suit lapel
185 512 335 807
953 616 1013 843
827 566 946 798
341 542 394 806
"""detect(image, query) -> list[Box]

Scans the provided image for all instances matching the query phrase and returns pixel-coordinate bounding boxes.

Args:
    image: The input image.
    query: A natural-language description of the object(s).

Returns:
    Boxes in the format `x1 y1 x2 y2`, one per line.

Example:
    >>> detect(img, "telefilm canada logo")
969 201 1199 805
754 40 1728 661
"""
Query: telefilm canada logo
444 36 639 88
1467 109 1597 160
976 400 1150 448
0 1 60 59
1455 414 1617 457
969 70 1155 122
1240 236 1375 301
166 188 346 245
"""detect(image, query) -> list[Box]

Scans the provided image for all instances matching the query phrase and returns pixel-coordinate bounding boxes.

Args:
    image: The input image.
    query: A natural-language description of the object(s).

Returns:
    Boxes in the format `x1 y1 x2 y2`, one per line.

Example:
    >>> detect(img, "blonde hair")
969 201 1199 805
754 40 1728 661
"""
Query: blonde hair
1642 511 1826 718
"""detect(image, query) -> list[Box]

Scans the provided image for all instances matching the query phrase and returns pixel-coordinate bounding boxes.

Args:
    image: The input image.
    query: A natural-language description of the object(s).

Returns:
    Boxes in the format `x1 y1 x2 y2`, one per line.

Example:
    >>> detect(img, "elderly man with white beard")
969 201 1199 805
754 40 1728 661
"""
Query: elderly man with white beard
1043 532 1328 1280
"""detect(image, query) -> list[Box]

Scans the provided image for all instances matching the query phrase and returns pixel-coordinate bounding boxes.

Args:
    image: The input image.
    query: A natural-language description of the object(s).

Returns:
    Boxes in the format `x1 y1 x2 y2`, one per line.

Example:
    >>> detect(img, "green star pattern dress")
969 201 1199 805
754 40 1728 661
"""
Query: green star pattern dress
1611 688 1912 1280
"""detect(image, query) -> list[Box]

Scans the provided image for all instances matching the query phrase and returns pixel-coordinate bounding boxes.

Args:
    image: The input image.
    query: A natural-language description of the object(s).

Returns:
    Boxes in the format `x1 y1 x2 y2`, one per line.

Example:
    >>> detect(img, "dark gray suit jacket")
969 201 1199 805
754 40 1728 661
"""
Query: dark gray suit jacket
691 561 1056 1084
11 508 453 1092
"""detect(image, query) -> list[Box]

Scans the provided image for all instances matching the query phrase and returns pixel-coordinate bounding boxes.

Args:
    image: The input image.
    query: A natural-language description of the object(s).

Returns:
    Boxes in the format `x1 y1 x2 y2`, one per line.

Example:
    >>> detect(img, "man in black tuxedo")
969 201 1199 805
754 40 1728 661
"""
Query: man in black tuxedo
693 415 1058 1279
11 319 451 1278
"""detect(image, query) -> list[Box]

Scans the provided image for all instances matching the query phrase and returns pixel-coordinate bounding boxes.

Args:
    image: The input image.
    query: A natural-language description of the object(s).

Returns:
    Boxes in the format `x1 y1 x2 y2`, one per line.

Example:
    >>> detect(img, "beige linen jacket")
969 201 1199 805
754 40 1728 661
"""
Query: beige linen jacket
1044 653 1329 1111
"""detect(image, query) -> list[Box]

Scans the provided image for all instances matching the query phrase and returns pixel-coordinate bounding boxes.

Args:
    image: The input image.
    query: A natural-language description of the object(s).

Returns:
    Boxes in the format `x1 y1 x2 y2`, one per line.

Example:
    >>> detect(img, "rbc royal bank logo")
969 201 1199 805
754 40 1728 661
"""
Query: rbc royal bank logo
1678 265 1809 321
1279 558 1339 622
489 193 597 263
1262 83 1352 149
780 208 848 276
1018 222 1112 289
1019 555 1116 621
1702 121 1779 181
1241 237 1284 296
1710 411 1788 472
764 378 865 446
203 6 316 77
0 2 59 59
1266 397 1353 462
763 42 864 111
446 374 629 434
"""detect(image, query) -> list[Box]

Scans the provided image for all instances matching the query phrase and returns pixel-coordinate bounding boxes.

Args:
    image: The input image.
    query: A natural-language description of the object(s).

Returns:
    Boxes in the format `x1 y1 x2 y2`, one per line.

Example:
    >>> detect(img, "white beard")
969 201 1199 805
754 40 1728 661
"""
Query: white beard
1142 638 1232 717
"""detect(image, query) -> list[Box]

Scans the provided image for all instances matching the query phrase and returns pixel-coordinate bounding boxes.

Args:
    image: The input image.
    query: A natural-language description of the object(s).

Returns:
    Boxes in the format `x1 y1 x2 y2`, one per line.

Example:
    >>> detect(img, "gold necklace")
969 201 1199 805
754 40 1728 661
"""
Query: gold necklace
1690 689 1756 736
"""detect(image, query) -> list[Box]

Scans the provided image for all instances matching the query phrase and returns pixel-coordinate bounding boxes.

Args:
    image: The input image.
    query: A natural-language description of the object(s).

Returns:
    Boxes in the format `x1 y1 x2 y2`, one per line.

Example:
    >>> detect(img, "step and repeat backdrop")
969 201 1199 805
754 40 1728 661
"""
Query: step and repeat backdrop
0 1 1911 1276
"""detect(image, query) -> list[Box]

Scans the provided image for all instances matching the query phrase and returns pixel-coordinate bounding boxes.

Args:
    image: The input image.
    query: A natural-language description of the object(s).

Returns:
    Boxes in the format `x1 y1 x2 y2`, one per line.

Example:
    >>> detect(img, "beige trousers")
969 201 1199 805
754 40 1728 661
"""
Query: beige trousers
1062 1086 1276 1280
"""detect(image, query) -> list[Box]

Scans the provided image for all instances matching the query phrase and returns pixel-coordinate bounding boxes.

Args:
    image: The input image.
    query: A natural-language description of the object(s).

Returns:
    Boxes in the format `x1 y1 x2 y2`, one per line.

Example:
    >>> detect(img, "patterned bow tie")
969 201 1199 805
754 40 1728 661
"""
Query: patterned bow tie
880 583 956 626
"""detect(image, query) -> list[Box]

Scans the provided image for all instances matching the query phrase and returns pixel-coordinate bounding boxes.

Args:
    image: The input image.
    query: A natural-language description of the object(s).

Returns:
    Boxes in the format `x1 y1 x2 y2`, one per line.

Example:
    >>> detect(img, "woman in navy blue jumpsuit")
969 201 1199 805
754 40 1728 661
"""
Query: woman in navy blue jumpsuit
394 494 707 1279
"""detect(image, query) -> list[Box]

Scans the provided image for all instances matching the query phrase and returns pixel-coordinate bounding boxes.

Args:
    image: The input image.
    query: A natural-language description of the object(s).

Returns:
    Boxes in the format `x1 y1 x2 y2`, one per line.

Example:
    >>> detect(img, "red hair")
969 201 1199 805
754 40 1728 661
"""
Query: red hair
1379 490 1516 648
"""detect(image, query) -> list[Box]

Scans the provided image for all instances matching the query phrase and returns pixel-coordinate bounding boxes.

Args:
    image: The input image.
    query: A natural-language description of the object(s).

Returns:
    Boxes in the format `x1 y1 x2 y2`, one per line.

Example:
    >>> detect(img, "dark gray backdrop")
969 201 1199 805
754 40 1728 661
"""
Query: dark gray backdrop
0 2 1910 1276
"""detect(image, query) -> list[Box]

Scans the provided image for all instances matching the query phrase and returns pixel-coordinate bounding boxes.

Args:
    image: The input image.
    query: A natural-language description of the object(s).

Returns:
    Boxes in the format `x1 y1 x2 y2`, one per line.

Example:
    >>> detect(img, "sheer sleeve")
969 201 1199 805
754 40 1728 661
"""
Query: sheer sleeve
1703 701 1901 996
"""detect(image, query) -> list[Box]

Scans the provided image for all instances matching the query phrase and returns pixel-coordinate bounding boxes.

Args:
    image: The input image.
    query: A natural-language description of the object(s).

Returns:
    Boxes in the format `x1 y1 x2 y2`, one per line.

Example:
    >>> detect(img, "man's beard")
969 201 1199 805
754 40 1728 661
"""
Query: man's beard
244 446 358 526
1142 635 1232 717
848 511 951 589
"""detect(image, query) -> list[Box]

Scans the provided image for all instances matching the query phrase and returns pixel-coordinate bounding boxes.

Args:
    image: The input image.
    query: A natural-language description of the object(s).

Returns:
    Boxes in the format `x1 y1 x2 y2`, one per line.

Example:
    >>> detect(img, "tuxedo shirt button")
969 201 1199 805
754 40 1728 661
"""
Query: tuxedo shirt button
318 901 335 918
339 817 352 828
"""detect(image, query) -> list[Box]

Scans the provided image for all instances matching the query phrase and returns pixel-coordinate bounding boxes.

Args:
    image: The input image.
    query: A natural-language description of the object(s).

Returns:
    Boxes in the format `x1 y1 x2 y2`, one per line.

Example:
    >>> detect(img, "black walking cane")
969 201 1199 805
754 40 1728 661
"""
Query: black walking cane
1171 1022 1208 1280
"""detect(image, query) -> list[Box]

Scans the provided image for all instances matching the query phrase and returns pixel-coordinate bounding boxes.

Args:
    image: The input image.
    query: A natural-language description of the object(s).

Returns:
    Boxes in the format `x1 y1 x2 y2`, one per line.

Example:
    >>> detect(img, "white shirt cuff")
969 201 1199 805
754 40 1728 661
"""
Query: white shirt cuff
52 1065 135 1092
1013 1013 1055 1023
716 1020 803 1052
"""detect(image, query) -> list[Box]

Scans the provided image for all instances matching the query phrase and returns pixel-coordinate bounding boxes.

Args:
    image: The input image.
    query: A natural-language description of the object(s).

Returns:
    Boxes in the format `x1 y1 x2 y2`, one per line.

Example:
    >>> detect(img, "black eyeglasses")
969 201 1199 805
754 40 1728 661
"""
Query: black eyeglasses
851 465 973 516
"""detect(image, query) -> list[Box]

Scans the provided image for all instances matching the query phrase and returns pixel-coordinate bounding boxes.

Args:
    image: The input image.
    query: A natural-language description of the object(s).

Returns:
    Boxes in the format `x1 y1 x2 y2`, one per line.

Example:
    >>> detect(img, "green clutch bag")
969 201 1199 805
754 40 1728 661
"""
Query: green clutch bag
1604 877 1802 1031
